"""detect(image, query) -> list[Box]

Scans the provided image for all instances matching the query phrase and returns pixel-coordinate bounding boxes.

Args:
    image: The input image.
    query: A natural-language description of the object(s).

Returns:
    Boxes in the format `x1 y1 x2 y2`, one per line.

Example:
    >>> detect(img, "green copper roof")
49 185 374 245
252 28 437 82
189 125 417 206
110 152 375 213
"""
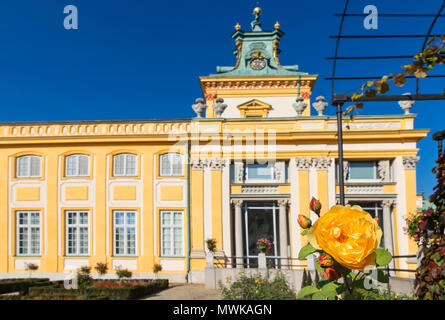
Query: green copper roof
209 8 308 77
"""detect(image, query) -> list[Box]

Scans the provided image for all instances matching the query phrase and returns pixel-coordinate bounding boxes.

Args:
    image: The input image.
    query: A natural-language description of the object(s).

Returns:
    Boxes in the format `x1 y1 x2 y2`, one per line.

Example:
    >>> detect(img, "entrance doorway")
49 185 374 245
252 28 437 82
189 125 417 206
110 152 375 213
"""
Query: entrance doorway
243 202 279 268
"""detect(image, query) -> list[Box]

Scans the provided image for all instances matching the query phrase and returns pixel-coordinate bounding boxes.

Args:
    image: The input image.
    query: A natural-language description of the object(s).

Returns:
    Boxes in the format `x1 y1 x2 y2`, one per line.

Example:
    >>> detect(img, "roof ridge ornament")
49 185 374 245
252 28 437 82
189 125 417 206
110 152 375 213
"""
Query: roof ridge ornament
251 7 263 31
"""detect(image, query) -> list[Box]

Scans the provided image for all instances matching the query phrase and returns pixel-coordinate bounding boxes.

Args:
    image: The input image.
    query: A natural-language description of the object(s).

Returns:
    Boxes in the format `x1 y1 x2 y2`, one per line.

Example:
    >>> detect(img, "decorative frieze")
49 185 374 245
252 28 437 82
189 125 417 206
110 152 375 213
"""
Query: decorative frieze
241 185 278 194
313 157 333 171
346 185 383 194
402 156 420 170
190 158 228 171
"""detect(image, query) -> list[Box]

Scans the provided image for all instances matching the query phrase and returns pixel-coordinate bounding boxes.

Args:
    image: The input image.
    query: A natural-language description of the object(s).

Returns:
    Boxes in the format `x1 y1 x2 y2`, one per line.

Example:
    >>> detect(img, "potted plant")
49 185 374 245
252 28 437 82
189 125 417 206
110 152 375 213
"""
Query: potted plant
205 238 217 267
95 262 108 279
25 262 39 279
256 238 272 269
153 263 162 279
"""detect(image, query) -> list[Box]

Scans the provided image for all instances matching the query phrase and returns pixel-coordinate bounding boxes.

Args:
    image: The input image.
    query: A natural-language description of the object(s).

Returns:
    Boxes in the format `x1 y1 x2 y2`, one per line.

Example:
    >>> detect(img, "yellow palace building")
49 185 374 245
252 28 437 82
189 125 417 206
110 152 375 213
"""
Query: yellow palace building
0 8 427 283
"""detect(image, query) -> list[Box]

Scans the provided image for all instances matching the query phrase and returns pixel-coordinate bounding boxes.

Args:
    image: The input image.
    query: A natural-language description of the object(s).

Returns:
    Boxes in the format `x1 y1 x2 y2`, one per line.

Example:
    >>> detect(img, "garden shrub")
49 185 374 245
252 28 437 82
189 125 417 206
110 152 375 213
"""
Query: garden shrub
0 278 51 295
219 271 296 300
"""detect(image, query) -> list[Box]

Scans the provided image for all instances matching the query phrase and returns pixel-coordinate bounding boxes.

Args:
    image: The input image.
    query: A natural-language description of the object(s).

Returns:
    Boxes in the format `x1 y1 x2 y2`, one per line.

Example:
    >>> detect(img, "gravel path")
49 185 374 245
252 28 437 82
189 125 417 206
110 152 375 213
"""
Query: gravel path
143 283 223 300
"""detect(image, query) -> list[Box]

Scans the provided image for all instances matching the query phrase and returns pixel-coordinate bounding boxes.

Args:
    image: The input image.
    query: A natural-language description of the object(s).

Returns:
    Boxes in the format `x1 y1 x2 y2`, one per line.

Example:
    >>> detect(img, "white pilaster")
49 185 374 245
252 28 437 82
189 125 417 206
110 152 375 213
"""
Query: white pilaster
222 161 231 257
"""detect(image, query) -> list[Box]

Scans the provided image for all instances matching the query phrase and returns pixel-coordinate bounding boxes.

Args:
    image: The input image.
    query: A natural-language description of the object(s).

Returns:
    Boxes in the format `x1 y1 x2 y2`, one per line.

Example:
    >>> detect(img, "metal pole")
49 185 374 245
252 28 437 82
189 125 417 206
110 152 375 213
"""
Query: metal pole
336 103 346 205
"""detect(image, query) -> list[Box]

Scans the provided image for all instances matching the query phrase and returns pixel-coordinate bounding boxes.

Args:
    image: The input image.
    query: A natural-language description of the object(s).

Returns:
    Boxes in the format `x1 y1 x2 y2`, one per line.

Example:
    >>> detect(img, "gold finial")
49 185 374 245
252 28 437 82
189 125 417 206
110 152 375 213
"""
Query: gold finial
274 21 280 29
253 6 262 17
235 22 241 31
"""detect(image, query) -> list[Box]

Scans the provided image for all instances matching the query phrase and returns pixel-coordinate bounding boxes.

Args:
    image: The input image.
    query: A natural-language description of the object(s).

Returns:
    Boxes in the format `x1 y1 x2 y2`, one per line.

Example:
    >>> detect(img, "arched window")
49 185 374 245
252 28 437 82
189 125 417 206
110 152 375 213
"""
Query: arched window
16 155 41 178
65 154 89 177
160 153 183 176
113 153 137 177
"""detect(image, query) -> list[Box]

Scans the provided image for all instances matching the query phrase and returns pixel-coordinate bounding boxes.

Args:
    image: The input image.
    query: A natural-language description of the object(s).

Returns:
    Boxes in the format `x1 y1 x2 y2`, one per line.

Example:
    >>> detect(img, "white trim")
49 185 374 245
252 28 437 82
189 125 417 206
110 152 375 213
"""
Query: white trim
222 161 231 257
140 154 144 256
394 157 409 272
289 158 300 259
57 156 61 255
112 153 138 177
106 155 109 256
309 166 318 222
92 154 96 256
65 210 90 256
328 158 336 208
160 210 184 257
153 154 157 257
112 210 138 257
203 166 212 241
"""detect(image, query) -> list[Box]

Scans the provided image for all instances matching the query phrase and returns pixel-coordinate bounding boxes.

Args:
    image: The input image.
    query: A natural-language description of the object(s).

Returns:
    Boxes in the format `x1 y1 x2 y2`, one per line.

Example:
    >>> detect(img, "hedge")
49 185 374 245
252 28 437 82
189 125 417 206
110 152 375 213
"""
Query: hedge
28 279 169 300
0 278 51 295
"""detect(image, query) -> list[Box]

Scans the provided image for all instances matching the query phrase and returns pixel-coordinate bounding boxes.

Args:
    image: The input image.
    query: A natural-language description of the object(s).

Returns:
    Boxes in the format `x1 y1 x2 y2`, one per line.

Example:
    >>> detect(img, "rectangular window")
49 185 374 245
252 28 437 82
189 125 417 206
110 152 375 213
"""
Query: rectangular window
160 211 183 257
65 155 89 177
113 211 136 256
17 156 41 178
113 154 137 177
348 161 377 180
245 163 275 181
66 211 89 256
160 154 183 176
17 211 40 256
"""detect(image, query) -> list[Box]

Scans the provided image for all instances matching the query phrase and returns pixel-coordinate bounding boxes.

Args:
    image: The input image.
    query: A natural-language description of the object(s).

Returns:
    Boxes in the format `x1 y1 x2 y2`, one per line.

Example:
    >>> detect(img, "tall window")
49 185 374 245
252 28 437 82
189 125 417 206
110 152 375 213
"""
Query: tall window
113 154 137 177
66 211 89 256
16 156 41 178
113 211 136 256
160 211 183 256
160 153 183 176
348 202 384 248
65 154 89 177
245 162 275 181
17 211 40 256
348 161 377 180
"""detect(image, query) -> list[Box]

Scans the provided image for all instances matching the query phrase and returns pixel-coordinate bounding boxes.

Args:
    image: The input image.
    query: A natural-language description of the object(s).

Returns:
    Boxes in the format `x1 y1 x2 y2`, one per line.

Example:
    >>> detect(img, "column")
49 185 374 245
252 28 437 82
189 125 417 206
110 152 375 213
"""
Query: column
277 199 290 269
313 157 333 216
232 199 243 269
382 199 396 275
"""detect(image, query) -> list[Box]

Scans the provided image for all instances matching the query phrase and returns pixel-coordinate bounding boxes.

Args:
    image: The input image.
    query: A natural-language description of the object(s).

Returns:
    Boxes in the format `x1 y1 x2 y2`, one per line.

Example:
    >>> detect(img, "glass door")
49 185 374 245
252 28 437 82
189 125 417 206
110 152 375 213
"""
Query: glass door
243 202 279 268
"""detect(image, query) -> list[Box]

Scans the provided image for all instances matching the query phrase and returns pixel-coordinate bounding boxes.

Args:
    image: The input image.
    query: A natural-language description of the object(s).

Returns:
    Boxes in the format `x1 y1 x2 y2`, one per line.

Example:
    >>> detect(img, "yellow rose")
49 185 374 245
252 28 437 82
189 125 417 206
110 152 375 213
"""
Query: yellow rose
307 205 382 270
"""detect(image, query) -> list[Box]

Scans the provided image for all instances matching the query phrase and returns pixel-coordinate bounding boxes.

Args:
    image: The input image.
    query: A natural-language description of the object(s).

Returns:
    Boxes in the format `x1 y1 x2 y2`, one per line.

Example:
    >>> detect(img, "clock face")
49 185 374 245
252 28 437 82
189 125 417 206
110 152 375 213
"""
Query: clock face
250 58 266 70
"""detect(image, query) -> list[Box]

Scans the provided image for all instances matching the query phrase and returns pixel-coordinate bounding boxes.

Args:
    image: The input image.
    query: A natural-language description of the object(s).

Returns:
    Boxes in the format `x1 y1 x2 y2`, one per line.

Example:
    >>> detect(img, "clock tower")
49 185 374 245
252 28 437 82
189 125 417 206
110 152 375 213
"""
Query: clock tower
199 7 318 118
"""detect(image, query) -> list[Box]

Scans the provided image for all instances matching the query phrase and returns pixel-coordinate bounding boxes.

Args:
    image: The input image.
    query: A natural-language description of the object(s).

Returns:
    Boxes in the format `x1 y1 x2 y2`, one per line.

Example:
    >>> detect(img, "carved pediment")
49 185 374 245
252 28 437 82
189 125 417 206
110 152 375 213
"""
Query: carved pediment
236 99 272 118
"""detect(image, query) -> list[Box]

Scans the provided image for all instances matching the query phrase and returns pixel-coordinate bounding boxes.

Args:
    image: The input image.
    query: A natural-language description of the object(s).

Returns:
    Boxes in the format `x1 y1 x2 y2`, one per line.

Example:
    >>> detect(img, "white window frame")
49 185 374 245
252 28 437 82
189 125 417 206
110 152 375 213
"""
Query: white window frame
65 154 90 177
16 211 41 256
113 211 137 256
245 162 275 183
160 153 184 177
65 211 90 256
347 161 379 182
16 156 41 178
113 154 137 177
160 210 184 257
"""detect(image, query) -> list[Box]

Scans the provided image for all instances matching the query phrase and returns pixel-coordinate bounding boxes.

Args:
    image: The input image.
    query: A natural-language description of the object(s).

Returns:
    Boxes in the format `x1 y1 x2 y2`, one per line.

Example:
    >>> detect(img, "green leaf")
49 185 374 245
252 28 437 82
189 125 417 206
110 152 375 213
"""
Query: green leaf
375 248 393 267
311 291 326 300
333 262 351 276
321 282 341 298
376 269 389 283
301 229 309 236
296 285 320 299
298 243 317 260
315 260 324 273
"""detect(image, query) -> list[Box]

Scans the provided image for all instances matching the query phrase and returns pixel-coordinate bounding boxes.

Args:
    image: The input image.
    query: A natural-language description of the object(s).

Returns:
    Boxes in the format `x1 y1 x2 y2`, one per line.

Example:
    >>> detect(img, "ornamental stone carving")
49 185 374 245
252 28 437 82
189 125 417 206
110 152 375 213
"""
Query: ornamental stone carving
398 93 415 115
231 199 243 208
242 186 278 194
277 199 291 207
213 98 228 118
295 157 312 170
292 96 307 116
402 156 420 170
312 96 328 116
377 160 390 182
346 185 383 194
382 199 396 208
192 98 207 118
343 160 349 180
190 158 206 170
274 161 286 183
234 161 244 183
313 157 333 171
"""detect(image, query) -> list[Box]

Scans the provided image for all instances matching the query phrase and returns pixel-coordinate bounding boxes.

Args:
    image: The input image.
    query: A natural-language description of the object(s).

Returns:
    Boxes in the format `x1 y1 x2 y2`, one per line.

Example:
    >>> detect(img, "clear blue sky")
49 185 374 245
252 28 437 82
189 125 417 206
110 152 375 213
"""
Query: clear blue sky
0 0 444 197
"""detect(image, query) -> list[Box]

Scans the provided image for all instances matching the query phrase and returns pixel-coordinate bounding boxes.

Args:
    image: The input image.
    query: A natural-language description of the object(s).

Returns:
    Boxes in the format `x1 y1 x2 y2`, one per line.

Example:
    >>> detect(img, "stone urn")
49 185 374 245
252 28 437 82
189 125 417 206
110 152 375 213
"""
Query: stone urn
293 96 307 116
192 98 207 118
206 252 214 268
213 98 227 118
398 93 415 115
312 96 328 116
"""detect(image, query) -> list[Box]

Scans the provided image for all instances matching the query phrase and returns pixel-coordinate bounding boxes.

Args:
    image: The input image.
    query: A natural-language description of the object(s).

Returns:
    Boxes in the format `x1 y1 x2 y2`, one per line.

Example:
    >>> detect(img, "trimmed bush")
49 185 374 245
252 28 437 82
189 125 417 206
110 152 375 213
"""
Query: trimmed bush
0 278 51 295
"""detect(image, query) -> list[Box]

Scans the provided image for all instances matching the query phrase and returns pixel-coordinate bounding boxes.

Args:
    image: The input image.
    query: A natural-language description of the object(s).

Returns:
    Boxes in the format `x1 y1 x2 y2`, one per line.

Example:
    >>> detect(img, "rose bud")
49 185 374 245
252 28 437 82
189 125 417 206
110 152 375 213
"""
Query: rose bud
310 197 322 216
297 215 312 229
374 217 379 224
324 267 341 282
318 254 334 268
